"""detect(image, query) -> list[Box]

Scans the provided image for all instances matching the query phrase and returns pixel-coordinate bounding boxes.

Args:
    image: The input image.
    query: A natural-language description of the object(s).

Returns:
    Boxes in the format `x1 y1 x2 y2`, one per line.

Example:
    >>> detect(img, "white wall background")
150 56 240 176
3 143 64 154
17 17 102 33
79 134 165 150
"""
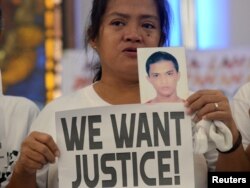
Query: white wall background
230 0 250 47
74 0 92 49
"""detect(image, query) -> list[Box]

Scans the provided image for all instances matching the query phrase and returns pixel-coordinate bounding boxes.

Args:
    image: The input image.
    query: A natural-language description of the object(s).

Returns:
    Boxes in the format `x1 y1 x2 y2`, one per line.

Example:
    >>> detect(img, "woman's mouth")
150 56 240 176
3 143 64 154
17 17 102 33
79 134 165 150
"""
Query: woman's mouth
123 48 137 58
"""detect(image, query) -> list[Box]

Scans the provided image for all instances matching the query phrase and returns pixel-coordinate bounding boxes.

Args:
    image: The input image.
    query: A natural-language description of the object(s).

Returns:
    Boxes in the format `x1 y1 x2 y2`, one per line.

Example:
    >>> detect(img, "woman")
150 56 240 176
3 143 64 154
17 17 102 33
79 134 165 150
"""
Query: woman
7 0 249 187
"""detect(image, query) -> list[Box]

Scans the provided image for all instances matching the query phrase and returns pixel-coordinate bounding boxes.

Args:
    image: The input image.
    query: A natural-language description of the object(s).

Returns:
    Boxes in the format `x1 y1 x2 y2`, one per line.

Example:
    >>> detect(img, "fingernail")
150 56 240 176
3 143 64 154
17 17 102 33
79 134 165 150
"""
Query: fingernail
186 108 191 115
55 150 60 157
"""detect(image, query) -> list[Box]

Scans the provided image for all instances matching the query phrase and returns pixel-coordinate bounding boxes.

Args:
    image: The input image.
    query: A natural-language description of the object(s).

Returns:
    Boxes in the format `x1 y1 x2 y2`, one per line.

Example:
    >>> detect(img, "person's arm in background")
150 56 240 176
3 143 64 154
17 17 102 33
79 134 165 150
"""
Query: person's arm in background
215 122 250 171
218 82 250 171
185 89 250 171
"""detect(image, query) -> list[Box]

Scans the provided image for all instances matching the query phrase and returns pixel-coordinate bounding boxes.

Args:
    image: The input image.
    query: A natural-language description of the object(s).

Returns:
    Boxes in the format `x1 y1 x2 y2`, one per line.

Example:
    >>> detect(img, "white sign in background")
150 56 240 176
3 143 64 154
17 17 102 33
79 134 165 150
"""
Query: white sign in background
56 103 195 188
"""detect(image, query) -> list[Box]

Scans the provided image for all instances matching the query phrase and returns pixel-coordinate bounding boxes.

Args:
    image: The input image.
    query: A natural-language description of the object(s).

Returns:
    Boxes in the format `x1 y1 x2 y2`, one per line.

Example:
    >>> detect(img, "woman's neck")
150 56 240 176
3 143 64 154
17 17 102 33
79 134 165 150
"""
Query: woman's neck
93 79 140 105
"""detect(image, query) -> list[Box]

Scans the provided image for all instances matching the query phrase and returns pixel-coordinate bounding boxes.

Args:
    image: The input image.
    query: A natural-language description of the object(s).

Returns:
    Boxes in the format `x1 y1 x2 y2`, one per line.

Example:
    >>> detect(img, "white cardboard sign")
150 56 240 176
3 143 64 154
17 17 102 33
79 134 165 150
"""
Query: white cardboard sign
56 103 195 188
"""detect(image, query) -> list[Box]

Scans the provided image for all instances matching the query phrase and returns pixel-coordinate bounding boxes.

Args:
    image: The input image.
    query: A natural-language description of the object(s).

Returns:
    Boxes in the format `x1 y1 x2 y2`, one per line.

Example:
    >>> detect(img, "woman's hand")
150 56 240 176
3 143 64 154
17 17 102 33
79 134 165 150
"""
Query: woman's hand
14 131 60 175
185 90 237 134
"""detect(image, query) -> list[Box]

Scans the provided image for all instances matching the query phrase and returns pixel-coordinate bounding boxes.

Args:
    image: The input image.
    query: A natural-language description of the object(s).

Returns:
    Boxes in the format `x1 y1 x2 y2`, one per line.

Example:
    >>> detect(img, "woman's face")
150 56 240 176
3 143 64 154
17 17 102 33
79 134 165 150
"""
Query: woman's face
92 0 161 82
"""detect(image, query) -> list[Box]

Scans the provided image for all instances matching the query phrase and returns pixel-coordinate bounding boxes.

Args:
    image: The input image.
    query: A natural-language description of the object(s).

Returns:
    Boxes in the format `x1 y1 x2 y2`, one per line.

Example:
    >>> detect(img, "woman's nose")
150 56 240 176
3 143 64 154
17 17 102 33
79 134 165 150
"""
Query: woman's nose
123 25 142 43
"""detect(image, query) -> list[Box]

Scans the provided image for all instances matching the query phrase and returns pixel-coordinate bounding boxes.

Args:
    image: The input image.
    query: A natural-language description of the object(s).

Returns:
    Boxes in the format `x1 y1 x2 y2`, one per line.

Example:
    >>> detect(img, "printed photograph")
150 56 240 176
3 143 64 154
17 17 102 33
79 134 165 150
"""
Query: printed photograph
137 47 189 103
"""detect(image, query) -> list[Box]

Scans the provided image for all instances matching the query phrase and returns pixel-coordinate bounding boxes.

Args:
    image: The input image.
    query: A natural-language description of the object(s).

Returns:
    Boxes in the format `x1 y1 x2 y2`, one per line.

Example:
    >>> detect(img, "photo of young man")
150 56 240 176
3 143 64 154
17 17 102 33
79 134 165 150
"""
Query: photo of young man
138 47 189 104
145 51 183 103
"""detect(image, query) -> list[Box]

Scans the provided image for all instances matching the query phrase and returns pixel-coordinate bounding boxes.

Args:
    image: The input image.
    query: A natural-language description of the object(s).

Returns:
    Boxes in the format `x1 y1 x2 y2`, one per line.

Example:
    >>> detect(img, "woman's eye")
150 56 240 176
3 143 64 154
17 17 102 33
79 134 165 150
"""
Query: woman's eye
142 23 155 29
111 21 125 27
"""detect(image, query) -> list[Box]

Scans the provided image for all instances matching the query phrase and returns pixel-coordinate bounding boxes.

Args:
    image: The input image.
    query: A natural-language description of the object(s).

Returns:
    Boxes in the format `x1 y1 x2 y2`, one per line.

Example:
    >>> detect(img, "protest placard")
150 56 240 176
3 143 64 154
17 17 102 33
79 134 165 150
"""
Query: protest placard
56 103 194 187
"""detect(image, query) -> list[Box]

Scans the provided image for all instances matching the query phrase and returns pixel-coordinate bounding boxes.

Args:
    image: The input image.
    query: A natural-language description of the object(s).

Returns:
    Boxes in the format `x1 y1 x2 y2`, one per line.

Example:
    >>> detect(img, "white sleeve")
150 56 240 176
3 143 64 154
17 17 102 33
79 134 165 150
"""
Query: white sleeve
232 83 250 150
0 96 40 187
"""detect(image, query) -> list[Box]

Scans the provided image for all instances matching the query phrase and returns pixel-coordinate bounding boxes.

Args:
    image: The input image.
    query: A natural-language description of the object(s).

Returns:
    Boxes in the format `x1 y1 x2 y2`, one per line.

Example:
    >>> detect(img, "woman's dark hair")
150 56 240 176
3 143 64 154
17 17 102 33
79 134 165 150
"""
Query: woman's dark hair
86 0 171 82
145 51 179 76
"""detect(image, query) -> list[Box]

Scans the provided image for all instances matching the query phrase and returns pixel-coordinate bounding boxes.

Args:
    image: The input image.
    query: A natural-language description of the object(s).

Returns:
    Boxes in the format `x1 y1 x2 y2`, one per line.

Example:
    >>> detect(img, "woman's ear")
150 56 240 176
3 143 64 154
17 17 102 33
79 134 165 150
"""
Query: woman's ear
90 39 97 50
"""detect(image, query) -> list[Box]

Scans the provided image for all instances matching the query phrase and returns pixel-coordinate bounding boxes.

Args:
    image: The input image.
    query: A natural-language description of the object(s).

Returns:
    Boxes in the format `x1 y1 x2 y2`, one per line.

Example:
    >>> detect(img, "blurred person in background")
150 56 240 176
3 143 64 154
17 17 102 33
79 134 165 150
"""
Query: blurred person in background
0 7 40 187
232 82 250 170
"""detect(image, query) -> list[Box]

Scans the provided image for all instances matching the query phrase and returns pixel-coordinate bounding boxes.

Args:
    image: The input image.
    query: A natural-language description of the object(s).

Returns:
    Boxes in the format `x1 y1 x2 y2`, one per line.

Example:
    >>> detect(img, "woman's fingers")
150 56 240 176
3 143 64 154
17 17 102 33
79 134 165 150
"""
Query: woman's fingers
29 131 60 162
185 90 234 127
15 131 60 175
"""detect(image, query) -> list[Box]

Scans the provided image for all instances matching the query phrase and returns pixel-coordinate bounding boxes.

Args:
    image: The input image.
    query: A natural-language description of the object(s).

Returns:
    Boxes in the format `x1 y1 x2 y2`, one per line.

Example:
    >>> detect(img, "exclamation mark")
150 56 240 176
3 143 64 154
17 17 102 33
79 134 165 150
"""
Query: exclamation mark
174 150 180 185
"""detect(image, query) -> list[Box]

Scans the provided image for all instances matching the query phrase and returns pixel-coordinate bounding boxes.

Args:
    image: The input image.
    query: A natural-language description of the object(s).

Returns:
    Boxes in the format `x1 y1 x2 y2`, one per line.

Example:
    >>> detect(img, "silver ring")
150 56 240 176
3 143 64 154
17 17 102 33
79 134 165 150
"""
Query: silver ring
214 103 219 111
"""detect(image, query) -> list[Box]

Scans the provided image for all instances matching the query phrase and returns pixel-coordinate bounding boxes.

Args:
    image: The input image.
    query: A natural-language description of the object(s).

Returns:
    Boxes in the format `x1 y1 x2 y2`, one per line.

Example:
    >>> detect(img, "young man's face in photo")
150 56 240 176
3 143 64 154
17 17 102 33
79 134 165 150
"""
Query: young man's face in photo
147 60 180 97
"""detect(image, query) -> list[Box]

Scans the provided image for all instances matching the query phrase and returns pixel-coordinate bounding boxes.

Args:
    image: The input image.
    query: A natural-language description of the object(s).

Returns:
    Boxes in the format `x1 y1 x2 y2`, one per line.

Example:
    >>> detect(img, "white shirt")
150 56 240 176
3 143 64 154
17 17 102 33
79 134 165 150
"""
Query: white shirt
0 95 40 187
30 84 217 188
232 82 250 150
